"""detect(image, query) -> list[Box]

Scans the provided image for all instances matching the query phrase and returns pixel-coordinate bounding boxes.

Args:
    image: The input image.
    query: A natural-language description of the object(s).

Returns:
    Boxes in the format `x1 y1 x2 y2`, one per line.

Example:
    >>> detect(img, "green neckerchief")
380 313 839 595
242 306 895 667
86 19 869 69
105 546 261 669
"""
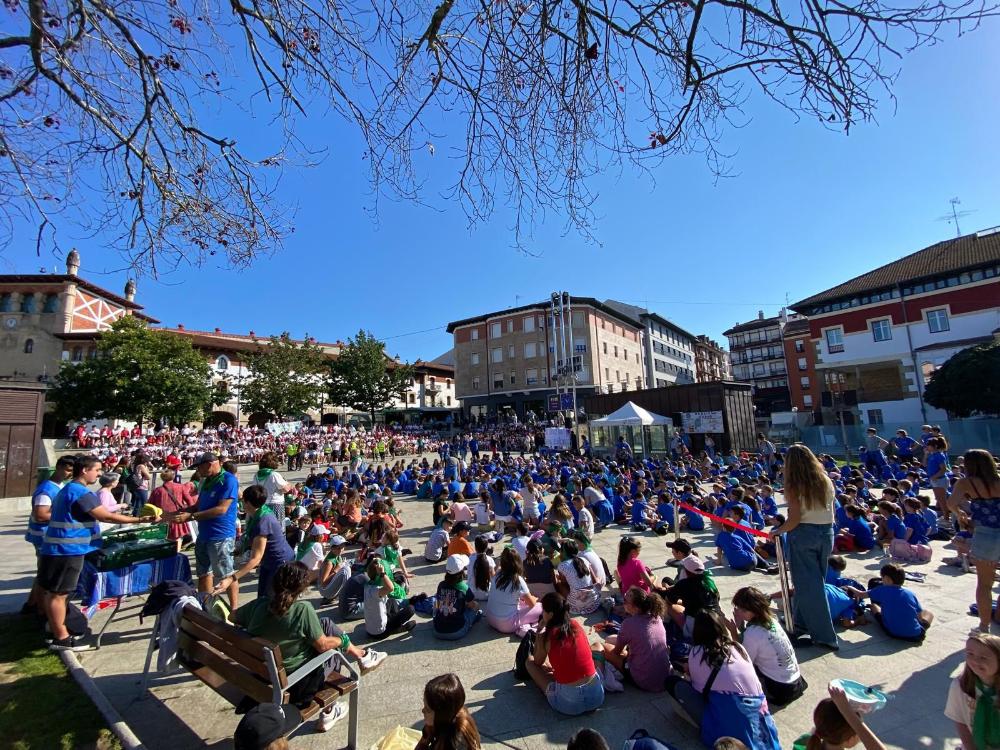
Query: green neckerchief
256 468 274 482
325 552 343 565
296 538 317 561
200 470 225 492
702 568 719 595
241 505 272 554
974 678 1000 750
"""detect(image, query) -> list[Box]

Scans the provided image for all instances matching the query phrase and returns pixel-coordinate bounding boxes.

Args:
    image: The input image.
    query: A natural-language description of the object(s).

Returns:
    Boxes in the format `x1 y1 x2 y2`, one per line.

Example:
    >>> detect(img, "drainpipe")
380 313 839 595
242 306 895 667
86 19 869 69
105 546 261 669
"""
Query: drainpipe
897 283 928 422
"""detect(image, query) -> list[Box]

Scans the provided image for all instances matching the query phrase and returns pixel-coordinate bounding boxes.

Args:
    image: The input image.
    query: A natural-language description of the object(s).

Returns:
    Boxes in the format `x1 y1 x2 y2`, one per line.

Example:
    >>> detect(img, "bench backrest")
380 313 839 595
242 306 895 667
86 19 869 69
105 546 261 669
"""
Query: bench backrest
177 605 288 705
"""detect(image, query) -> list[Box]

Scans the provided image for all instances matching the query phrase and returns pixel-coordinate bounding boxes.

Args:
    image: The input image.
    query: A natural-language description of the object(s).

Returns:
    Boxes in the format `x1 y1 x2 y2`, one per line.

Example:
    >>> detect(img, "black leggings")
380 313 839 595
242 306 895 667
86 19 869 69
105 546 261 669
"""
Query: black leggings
368 601 415 641
757 669 807 707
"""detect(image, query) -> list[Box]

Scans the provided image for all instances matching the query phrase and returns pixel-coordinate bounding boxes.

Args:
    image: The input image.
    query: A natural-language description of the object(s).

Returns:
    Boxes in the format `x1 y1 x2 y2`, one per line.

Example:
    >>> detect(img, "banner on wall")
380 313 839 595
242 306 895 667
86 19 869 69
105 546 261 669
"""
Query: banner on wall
545 427 572 450
681 411 724 434
266 420 303 435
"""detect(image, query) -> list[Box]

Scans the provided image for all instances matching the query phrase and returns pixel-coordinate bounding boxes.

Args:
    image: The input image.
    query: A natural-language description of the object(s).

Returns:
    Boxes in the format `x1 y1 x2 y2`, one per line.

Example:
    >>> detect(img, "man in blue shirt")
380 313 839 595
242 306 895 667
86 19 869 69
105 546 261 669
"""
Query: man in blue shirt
168 452 239 610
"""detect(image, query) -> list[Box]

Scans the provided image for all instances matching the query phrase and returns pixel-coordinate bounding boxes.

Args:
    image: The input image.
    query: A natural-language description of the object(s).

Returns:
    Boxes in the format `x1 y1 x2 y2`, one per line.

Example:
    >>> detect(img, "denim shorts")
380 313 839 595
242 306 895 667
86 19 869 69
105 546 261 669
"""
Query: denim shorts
195 537 235 579
972 526 1000 563
545 673 604 715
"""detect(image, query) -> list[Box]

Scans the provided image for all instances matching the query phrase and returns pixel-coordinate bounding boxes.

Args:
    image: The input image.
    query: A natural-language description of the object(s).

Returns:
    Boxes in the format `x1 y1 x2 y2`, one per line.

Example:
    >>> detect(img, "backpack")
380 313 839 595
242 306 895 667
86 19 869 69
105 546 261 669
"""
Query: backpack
124 468 143 493
622 729 679 750
513 629 536 680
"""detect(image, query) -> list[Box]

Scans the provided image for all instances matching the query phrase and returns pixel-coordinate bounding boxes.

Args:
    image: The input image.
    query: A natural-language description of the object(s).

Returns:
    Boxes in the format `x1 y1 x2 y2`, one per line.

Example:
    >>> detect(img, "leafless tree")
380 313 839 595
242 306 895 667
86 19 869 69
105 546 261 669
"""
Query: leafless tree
1 0 995 272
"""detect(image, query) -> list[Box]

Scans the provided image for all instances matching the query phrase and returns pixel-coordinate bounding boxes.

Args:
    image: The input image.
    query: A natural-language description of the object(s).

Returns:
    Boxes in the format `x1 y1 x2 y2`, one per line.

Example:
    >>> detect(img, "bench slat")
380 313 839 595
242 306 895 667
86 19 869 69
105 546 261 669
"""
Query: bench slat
178 632 274 705
182 606 282 663
179 614 283 683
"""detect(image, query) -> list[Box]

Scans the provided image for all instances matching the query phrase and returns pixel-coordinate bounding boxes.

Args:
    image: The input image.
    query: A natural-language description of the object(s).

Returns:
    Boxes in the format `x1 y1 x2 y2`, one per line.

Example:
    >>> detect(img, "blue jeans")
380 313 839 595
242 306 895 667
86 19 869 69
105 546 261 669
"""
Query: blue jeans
788 523 838 646
546 673 605 715
434 608 481 640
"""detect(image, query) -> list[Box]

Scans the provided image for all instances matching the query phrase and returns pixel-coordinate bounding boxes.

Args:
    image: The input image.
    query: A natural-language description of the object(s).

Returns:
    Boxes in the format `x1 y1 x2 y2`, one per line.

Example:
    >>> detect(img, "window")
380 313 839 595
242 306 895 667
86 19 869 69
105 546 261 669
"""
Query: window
927 309 950 333
471 328 479 340
0 293 11 312
825 328 844 353
636 353 640 364
615 370 620 382
538 315 545 329
493 373 504 389
574 338 587 353
447 396 452 406
572 311 584 327
526 368 538 385
408 393 415 404
803 394 813 407
797 357 807 371
871 319 892 342
490 322 501 338
23 338 33 354
753 363 765 376
603 341 608 354
471 353 480 366
523 317 535 333
71 346 83 362
506 320 513 333
472 376 480 391
800 376 810 389
613 346 618 357
491 347 502 363
795 340 804 353
215 355 230 372
605 367 610 380
42 293 59 313
19 294 35 313
509 371 516 385
867 409 884 426
524 342 536 359
507 344 515 359
623 348 628 360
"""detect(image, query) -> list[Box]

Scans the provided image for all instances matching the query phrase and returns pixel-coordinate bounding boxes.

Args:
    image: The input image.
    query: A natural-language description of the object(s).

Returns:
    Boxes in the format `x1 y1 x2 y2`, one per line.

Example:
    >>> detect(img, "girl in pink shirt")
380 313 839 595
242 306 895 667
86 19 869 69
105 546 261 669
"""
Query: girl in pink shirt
615 536 660 595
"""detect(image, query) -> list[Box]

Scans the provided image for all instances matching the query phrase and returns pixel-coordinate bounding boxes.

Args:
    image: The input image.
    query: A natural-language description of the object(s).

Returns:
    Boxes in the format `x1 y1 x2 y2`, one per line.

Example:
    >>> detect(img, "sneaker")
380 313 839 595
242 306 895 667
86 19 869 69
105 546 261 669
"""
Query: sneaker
315 702 347 732
48 636 90 652
358 649 387 673
399 620 417 633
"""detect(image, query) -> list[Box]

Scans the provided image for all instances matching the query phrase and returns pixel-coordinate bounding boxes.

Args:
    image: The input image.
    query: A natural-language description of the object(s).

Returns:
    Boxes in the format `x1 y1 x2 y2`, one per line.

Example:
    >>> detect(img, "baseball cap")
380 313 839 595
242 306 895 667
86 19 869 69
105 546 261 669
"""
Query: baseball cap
681 555 705 574
666 539 692 555
328 535 347 547
309 526 325 537
234 704 301 750
195 451 219 466
452 521 471 533
445 554 470 575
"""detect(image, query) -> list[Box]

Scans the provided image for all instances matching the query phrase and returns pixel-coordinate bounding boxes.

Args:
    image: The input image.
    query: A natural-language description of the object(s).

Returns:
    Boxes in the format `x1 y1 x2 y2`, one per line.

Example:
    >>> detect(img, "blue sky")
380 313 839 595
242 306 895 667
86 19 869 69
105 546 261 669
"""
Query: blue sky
5 24 999 362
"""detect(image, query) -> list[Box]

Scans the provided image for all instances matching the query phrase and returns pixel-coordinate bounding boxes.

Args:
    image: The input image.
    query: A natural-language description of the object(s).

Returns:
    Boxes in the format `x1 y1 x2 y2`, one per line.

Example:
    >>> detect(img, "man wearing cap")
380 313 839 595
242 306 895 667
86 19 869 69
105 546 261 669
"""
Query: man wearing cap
167 452 240 610
234 703 300 750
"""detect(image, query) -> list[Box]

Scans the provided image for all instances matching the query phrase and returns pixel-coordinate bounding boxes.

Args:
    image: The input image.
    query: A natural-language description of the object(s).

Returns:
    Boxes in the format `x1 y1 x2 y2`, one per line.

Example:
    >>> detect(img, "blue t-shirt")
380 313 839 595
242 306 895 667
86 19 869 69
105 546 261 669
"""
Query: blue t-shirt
656 502 675 527
684 507 705 531
197 471 239 541
631 500 648 525
715 531 755 569
904 513 929 545
825 584 857 621
870 585 924 638
892 436 917 456
926 452 949 478
885 514 906 540
921 507 939 533
845 517 875 550
253 511 294 570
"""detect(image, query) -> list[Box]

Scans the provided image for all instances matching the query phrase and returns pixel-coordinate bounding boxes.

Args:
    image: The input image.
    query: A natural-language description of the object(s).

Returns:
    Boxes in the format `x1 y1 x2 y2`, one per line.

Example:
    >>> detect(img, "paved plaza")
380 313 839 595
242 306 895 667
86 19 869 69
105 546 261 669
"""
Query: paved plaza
0 460 970 750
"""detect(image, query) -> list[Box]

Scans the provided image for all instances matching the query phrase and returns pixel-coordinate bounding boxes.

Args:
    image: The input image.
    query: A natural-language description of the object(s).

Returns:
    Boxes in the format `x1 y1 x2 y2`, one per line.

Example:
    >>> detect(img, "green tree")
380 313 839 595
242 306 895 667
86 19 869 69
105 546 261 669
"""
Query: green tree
241 333 329 420
924 340 1000 418
48 316 216 425
328 330 413 423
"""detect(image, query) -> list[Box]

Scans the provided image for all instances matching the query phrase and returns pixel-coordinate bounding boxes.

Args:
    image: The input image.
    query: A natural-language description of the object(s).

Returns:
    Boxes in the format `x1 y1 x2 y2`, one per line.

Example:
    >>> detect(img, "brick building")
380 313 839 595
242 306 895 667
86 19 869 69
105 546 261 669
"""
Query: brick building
694 335 731 382
789 227 1000 426
782 317 820 416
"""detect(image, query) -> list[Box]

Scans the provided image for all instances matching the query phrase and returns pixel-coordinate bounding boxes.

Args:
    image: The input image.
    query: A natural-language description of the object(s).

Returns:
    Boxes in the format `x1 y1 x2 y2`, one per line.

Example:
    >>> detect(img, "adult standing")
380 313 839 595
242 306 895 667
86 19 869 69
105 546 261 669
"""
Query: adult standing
128 451 153 516
951 450 1000 635
214 485 293 599
39 456 151 650
253 451 292 519
166 452 240 611
22 456 75 615
704 435 716 461
769 444 838 650
926 437 952 525
148 469 196 542
757 433 777 480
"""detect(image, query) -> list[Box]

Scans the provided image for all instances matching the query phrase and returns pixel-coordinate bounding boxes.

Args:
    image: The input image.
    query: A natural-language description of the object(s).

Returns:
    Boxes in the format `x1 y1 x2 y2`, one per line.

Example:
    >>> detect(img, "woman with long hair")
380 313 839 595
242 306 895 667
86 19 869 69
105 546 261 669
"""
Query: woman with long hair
468 535 495 602
946 632 1000 749
231 562 387 731
416 673 481 750
665 610 780 749
486 548 541 634
951 450 1000 634
769 444 839 650
525 592 604 715
731 586 807 707
523 538 557 598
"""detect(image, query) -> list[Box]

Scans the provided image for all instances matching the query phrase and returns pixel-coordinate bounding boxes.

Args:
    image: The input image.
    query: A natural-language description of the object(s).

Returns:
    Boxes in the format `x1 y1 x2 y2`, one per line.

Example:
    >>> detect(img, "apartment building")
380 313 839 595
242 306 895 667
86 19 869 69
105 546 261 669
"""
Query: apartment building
604 300 697 388
782 317 820 415
385 360 458 424
789 227 1000 426
447 298 645 421
723 311 795 418
694 335 731 382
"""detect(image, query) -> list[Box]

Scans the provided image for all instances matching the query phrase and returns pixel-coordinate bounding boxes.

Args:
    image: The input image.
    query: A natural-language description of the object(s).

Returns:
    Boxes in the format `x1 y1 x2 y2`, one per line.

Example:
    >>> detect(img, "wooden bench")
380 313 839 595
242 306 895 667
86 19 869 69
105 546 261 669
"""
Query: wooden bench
173 605 360 748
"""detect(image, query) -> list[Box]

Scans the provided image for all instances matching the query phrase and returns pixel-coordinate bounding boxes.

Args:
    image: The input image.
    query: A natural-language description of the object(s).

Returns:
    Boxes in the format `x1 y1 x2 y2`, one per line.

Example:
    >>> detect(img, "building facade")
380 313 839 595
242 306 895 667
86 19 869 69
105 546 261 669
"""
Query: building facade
782 318 820 416
790 227 1000 427
604 300 697 388
447 297 645 421
723 311 795 419
385 360 458 424
694 335 731 382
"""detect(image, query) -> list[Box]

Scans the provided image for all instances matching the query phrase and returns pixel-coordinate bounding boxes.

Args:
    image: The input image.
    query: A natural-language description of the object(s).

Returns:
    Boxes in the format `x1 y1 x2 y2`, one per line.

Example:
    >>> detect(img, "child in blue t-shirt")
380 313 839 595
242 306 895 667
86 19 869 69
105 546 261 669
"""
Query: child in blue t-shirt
903 498 930 546
631 496 650 531
852 563 933 642
682 504 705 531
839 505 876 552
715 523 776 574
654 496 675 534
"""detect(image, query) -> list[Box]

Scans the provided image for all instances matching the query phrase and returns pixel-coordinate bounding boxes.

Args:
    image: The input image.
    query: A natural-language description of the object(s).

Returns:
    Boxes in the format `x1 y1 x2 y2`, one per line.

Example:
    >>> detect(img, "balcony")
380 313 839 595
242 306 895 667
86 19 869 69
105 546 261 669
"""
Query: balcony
827 344 844 354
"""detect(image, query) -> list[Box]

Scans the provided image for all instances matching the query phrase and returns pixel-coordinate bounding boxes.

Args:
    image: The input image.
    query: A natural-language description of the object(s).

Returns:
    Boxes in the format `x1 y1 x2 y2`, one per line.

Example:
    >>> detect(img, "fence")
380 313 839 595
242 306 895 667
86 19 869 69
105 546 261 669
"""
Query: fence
792 419 1000 458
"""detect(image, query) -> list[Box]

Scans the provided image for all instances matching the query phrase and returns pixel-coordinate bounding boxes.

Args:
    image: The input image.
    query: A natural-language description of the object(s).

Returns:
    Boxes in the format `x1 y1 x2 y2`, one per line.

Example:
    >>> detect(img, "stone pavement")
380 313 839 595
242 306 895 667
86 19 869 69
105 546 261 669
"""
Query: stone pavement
0 464 968 749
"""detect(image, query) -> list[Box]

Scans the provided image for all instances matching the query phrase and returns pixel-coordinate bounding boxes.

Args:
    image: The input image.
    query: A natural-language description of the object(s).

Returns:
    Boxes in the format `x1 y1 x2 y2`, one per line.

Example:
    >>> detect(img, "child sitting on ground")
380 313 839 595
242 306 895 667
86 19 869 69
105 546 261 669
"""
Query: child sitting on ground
715 521 777 574
836 505 875 553
424 517 452 563
849 563 933 642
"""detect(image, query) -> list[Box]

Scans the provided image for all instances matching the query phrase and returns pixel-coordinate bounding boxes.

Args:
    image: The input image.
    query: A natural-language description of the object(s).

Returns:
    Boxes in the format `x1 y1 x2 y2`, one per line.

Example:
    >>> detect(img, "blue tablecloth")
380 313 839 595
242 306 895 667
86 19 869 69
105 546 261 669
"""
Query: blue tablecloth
76 554 192 617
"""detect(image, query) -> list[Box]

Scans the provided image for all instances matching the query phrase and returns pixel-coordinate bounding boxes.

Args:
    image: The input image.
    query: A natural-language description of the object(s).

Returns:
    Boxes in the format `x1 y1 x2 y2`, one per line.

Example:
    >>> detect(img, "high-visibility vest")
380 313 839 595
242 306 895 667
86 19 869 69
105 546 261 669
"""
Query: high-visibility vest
25 479 62 547
40 482 101 557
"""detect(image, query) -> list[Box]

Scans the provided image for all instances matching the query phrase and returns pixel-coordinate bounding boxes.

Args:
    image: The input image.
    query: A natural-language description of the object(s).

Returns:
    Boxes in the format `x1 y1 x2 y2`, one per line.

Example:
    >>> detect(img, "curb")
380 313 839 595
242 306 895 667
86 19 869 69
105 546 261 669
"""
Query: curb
61 650 147 750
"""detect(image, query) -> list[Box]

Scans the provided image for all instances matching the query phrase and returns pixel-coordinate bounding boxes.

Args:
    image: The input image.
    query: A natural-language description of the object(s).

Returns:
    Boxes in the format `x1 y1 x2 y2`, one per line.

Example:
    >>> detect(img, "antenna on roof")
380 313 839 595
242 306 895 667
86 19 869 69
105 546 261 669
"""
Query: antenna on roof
936 197 975 238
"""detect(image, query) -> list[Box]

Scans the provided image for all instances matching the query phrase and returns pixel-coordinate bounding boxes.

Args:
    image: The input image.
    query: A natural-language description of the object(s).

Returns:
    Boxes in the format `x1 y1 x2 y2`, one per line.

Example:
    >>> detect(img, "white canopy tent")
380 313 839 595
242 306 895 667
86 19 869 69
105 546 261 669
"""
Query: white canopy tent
589 401 674 457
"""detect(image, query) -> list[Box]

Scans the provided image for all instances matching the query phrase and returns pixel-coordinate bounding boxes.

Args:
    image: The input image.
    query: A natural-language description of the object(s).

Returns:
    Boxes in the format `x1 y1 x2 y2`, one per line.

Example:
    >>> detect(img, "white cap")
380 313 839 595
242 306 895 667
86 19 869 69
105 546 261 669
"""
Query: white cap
309 526 325 537
328 535 347 547
445 554 469 575
681 555 705 574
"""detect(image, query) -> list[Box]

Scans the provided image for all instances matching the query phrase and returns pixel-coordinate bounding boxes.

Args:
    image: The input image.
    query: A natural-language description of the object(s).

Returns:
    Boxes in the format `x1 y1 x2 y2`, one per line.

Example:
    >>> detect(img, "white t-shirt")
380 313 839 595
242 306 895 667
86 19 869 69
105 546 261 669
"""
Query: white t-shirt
364 584 388 635
485 574 530 620
510 535 530 560
474 502 492 526
741 622 801 684
576 507 595 539
33 487 58 508
467 553 496 600
584 486 605 507
558 559 599 613
295 542 325 572
579 548 606 587
424 527 449 560
256 471 287 507
945 675 976 731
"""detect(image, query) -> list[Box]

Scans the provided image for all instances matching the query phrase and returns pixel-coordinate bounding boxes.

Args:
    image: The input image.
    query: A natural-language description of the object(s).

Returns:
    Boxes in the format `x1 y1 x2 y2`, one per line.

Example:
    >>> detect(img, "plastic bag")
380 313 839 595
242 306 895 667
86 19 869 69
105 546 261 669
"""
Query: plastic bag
369 725 423 750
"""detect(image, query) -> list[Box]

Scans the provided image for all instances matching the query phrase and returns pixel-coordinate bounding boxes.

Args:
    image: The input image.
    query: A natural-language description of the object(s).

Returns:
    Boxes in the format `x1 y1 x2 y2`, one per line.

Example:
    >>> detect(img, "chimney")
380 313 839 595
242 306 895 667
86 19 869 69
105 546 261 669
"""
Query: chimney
214 327 222 333
757 310 764 321
124 278 136 302
249 330 255 338
66 249 80 276
177 324 184 330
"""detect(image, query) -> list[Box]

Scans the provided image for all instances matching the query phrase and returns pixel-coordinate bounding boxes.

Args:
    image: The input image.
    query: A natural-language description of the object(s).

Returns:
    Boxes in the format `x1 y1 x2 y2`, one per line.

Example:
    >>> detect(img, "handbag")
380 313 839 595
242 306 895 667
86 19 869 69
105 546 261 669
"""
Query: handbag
514 629 536 680
699 654 781 750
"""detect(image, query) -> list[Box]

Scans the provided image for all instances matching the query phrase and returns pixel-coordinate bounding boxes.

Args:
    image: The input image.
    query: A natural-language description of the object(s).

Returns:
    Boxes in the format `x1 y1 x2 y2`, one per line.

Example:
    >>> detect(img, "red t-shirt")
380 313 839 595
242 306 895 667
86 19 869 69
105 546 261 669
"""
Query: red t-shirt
547 620 596 684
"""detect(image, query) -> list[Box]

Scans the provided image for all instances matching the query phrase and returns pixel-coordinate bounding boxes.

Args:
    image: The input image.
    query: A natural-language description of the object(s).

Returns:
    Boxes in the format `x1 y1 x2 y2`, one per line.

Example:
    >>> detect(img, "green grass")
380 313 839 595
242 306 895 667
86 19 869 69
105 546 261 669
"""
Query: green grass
0 614 122 750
